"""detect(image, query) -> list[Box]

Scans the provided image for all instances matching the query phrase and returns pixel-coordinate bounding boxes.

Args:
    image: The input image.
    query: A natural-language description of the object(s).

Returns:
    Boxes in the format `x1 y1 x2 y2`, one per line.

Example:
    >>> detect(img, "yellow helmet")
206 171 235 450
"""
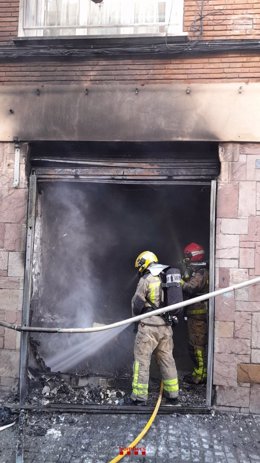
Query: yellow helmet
135 251 158 273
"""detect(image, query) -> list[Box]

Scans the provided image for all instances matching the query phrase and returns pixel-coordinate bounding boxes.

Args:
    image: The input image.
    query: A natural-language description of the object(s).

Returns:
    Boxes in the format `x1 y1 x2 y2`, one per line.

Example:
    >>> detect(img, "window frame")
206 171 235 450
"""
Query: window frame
18 0 186 38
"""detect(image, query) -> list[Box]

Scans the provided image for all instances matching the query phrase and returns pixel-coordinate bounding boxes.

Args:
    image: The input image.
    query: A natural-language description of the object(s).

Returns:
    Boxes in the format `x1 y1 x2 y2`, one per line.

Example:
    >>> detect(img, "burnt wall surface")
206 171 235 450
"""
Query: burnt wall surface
29 181 210 378
1 55 260 84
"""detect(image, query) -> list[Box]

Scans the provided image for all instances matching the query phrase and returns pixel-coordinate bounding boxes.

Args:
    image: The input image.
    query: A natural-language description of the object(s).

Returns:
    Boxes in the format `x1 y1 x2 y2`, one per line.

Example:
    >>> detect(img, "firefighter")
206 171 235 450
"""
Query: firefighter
127 251 179 405
180 242 209 385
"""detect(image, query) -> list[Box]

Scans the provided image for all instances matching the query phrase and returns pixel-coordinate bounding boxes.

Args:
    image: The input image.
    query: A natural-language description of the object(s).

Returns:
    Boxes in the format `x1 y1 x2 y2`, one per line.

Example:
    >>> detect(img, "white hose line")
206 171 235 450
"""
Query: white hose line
2 275 260 334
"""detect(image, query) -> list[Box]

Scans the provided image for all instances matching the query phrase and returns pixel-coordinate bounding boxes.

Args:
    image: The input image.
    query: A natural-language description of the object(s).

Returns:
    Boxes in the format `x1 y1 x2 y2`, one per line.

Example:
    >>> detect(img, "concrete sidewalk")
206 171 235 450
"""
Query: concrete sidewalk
1 410 260 463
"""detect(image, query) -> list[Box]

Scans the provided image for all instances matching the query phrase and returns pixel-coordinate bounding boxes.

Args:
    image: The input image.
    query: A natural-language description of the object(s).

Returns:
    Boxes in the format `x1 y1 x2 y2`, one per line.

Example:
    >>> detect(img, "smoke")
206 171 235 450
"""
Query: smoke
30 181 210 376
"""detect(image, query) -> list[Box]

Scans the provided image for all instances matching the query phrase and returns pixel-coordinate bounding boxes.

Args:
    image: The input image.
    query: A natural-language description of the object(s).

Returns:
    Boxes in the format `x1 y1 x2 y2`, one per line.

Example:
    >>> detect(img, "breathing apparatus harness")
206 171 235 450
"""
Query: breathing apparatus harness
144 265 180 327
144 297 179 327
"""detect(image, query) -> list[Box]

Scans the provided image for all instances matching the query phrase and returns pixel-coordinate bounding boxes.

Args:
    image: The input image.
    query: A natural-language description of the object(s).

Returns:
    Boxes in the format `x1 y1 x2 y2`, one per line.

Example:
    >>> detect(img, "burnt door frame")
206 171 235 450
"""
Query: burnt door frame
19 173 37 406
20 169 216 407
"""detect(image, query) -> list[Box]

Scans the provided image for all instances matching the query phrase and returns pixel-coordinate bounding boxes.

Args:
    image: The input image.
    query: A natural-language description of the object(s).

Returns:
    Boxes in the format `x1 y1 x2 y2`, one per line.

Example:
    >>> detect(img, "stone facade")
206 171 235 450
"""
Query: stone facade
215 142 260 413
0 141 260 414
0 142 27 394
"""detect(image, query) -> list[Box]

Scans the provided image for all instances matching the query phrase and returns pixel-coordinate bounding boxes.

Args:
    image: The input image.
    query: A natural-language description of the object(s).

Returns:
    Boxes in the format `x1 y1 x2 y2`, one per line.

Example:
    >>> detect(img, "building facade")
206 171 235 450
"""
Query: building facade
0 0 260 413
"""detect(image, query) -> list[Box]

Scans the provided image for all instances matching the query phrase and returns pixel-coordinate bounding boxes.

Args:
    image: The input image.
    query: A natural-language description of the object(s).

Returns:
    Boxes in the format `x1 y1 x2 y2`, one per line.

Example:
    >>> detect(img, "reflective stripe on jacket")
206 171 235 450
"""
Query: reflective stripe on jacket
131 272 165 326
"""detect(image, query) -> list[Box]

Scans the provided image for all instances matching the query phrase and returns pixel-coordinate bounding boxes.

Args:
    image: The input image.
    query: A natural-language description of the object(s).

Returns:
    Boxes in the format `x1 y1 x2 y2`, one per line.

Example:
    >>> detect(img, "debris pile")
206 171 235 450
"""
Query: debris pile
27 371 126 406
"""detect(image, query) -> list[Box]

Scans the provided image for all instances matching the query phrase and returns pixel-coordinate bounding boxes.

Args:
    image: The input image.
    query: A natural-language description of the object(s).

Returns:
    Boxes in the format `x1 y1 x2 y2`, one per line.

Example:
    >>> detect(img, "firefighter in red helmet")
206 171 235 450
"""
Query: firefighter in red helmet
180 243 209 385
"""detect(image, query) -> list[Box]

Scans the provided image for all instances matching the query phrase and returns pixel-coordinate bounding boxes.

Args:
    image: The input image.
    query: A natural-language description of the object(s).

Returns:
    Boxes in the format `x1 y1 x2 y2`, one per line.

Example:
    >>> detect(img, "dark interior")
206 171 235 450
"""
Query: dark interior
29 181 211 381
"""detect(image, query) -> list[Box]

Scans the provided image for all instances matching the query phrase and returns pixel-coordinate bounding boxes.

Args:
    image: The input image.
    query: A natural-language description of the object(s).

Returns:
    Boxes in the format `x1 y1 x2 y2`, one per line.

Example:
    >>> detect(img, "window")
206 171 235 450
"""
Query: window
19 0 185 37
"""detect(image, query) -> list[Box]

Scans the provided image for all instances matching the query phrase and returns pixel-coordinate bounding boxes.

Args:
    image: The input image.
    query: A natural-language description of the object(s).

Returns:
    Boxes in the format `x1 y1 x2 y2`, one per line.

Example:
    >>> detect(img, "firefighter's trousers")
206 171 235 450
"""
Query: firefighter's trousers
187 315 208 383
131 322 179 402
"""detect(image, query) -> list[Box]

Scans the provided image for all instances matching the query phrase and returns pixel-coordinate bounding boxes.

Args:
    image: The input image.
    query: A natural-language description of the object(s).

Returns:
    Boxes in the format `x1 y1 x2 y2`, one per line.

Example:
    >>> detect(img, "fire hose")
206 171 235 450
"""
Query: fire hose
108 381 164 463
0 276 260 333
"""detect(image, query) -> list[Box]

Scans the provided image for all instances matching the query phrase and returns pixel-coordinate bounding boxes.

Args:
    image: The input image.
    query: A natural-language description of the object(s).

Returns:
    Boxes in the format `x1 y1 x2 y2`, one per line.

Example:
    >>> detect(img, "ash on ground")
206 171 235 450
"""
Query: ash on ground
23 370 206 408
27 370 127 406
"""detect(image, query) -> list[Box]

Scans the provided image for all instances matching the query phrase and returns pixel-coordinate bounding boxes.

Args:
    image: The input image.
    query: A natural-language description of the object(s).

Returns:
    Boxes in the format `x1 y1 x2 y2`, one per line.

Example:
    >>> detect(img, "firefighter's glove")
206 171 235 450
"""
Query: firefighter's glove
180 279 185 287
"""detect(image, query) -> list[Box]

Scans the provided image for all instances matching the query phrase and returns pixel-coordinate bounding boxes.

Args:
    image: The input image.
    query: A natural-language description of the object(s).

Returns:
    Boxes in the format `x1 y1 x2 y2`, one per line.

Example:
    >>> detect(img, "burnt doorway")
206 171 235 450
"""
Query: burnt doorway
21 142 219 409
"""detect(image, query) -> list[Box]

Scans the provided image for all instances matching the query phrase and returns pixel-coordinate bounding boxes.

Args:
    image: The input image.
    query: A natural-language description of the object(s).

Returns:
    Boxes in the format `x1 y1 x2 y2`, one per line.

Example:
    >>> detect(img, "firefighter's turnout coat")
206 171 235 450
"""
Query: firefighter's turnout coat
130 266 179 402
182 264 209 383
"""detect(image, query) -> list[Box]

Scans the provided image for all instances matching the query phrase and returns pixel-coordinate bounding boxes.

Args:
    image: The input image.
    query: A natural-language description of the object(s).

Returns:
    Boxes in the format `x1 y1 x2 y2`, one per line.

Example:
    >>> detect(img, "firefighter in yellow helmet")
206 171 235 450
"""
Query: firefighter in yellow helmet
127 251 179 405
180 242 209 385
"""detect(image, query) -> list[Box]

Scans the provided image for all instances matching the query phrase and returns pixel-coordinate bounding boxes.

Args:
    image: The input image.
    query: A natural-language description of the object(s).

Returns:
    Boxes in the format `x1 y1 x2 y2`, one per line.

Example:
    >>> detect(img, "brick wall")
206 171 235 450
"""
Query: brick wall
184 0 260 40
1 54 260 85
0 142 27 394
214 143 260 413
0 1 19 44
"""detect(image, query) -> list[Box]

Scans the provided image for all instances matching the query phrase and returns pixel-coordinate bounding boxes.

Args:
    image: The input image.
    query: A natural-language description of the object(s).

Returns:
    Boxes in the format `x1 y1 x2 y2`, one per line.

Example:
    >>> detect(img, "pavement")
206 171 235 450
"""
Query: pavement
1 409 260 463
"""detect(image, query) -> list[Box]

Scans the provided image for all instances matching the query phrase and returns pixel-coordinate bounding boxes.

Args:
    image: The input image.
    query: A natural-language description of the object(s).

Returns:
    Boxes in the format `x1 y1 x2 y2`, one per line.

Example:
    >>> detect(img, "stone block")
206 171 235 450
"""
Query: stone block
250 384 260 413
240 241 255 248
229 268 249 284
214 353 250 386
214 354 238 386
216 233 239 250
8 252 25 277
218 268 230 288
221 218 248 235
216 259 238 268
0 277 23 290
219 143 240 162
0 223 4 248
0 376 17 388
248 277 260 301
0 251 8 271
216 248 239 259
252 350 260 363
237 364 260 384
240 216 260 242
5 310 18 323
252 313 260 348
215 321 234 338
234 312 251 339
247 155 260 181
215 337 250 355
257 182 260 211
0 189 27 224
4 329 17 350
0 289 22 311
255 244 260 276
236 301 260 312
0 337 3 349
0 350 19 377
238 182 256 217
4 223 25 251
215 385 250 408
239 248 255 269
217 183 239 218
241 144 260 155
234 287 249 301
230 161 247 181
215 293 235 321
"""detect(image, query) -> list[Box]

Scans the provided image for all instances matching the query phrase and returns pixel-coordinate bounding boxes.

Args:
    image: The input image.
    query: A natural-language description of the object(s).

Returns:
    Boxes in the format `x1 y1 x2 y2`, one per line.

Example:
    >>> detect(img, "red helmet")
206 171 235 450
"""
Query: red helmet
183 242 205 262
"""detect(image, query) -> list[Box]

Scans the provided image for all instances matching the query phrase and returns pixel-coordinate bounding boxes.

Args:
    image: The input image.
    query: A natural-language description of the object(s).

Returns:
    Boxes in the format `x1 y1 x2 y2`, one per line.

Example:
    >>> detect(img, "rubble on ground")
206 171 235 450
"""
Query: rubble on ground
15 370 207 408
